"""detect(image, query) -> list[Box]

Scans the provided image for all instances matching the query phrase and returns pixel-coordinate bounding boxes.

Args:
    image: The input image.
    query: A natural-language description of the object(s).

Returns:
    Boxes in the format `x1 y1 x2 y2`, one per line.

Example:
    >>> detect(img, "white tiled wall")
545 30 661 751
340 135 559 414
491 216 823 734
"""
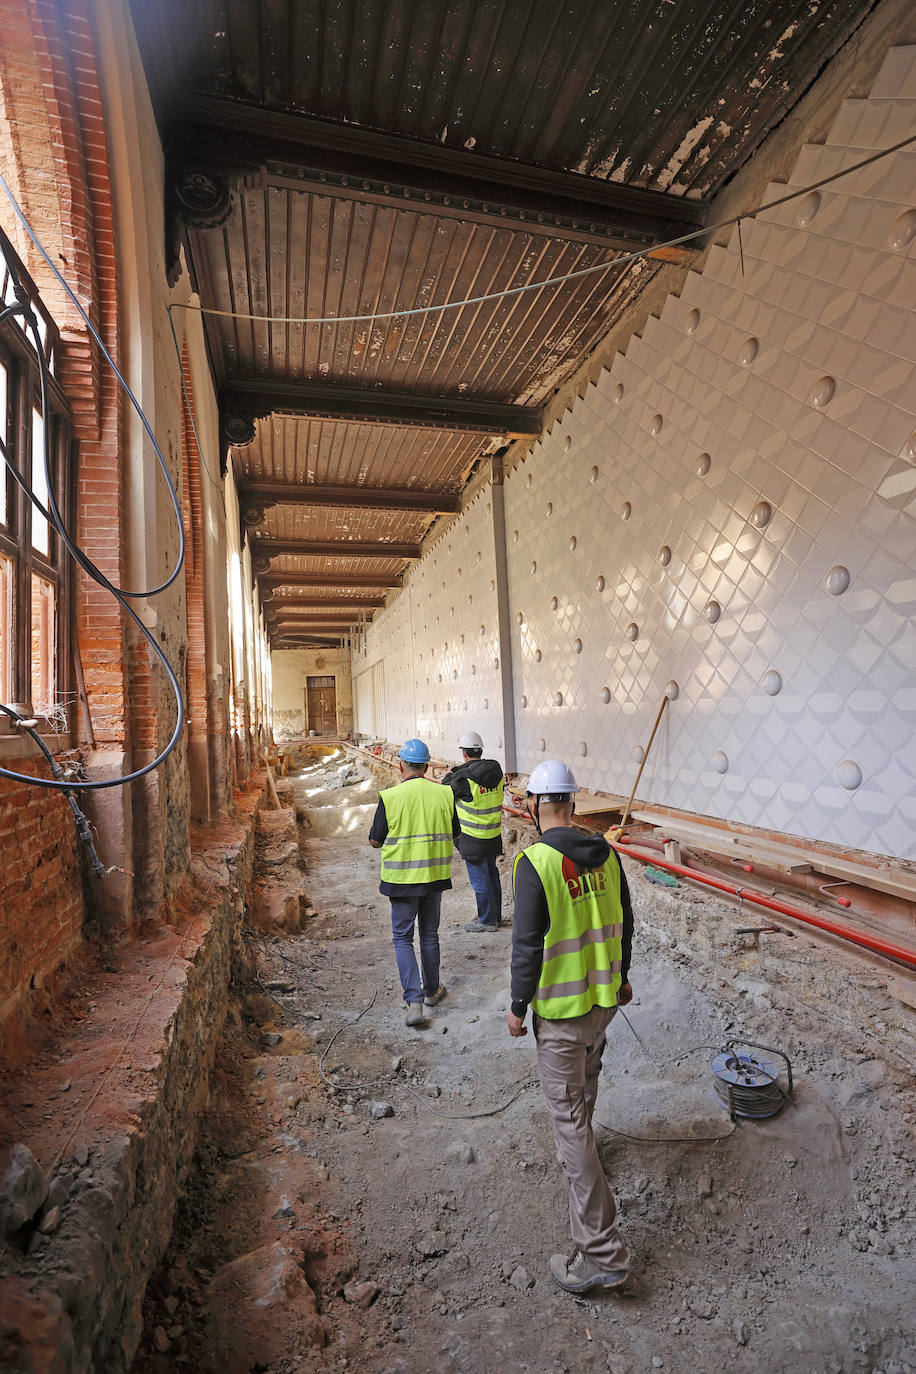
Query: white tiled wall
507 49 916 861
359 47 916 859
355 490 507 765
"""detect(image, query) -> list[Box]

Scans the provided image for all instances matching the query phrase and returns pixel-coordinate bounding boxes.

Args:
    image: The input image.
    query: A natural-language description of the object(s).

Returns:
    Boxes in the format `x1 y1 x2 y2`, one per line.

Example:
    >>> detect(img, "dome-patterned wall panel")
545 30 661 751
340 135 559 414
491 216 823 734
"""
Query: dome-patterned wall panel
356 490 506 765
505 48 916 861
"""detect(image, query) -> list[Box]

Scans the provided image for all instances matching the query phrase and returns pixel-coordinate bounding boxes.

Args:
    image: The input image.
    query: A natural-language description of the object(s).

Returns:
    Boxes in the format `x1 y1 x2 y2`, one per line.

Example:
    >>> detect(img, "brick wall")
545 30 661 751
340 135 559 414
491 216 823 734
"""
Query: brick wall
0 0 130 1029
0 752 83 1035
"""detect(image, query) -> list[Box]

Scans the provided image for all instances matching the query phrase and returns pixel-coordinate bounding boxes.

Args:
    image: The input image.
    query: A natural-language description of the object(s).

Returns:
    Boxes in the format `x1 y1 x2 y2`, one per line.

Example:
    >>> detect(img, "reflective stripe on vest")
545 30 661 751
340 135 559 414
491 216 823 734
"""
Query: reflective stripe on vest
379 778 455 885
455 776 505 840
514 842 624 1019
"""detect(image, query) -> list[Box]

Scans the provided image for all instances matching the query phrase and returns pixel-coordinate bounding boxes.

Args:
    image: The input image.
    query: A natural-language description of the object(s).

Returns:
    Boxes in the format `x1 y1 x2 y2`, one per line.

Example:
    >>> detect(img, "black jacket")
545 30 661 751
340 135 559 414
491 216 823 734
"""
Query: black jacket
442 757 505 859
510 827 633 1016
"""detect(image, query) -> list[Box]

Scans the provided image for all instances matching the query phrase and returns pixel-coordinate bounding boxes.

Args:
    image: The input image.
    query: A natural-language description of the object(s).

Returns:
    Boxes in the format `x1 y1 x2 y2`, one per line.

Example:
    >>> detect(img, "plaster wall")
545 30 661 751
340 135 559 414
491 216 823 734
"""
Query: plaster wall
360 48 916 860
355 489 507 765
272 647 353 739
224 462 271 771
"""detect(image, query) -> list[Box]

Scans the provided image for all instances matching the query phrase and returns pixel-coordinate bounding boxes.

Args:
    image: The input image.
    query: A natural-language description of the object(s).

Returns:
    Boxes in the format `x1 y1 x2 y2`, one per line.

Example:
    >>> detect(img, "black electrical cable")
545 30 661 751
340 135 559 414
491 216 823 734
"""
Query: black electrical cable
0 175 186 597
0 195 186 795
592 1008 737 1143
0 703 105 876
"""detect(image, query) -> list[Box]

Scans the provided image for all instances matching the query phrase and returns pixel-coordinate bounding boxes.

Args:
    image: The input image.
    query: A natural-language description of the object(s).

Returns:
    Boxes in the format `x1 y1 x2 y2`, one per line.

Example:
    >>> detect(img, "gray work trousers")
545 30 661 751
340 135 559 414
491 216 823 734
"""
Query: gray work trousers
534 1003 629 1271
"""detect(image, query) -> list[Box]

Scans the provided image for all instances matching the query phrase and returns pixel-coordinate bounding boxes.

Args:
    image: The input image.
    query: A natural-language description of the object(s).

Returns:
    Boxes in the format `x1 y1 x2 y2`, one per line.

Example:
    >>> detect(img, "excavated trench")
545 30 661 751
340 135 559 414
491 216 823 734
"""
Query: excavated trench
130 749 916 1374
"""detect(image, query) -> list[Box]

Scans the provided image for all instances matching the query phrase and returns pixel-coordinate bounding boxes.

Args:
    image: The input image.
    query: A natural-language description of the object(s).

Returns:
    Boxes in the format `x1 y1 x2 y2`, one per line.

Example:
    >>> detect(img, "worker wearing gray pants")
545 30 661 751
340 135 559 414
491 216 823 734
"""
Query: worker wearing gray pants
507 759 634 1294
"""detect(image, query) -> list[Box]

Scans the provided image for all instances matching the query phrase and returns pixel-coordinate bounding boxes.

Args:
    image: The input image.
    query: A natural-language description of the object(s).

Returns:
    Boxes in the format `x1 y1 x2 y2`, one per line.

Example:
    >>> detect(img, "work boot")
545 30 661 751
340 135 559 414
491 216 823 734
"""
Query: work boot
405 1003 425 1027
424 985 447 1006
547 1251 628 1294
463 920 501 933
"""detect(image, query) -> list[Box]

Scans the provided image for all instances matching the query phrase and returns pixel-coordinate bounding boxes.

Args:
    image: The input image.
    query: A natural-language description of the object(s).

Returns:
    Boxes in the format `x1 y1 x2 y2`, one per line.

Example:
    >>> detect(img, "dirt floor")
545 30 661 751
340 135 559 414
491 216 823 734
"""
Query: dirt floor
132 751 916 1374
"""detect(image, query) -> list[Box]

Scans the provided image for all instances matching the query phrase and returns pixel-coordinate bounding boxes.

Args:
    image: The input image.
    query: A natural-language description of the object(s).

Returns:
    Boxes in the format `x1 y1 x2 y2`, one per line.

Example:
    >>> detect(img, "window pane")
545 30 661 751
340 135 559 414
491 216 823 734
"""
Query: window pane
30 574 55 715
31 406 49 555
0 360 7 525
0 553 12 703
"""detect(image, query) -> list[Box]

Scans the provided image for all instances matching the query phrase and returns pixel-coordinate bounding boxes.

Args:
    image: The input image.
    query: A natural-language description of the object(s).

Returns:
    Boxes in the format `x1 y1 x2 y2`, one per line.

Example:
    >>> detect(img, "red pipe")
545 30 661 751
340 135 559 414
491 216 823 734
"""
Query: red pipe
613 841 916 972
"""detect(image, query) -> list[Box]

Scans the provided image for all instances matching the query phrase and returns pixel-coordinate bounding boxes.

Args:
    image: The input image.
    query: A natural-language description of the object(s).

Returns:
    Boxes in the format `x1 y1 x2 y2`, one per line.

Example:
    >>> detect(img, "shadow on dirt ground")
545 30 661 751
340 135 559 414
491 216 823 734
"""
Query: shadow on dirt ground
132 751 916 1374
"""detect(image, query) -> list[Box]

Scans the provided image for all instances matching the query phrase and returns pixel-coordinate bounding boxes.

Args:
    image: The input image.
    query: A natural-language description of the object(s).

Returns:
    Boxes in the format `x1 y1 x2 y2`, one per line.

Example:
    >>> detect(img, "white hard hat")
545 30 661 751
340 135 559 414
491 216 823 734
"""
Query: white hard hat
526 760 578 797
458 731 484 750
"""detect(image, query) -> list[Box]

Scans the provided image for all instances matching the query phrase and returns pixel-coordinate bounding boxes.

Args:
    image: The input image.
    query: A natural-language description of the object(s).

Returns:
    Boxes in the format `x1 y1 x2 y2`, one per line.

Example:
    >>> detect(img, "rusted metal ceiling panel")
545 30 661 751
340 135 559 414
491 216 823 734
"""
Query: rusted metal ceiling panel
268 553 407 579
235 415 482 490
263 585 386 603
190 193 641 404
134 0 873 197
262 505 430 545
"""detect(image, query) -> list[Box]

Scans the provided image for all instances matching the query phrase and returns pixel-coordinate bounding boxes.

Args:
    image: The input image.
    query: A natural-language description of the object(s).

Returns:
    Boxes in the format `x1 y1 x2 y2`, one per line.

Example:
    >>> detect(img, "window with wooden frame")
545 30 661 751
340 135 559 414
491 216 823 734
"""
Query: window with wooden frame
0 237 74 732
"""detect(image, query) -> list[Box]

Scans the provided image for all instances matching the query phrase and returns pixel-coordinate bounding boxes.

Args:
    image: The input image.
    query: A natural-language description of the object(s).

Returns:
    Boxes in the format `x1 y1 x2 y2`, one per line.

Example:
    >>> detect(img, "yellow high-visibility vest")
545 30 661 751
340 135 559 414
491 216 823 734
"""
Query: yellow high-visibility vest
379 778 454 885
455 776 504 841
513 842 624 1019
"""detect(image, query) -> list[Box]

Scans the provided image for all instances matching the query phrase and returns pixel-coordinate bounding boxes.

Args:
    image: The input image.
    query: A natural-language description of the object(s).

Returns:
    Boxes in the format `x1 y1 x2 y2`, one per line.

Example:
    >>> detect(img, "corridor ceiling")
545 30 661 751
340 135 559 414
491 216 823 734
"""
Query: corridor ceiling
130 0 875 647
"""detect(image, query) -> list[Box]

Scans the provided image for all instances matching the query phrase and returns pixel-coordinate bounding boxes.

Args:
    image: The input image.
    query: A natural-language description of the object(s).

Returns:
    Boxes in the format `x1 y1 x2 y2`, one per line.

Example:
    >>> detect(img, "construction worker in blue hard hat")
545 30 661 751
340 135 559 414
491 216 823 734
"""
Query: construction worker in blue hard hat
507 759 635 1295
442 731 506 934
368 738 460 1027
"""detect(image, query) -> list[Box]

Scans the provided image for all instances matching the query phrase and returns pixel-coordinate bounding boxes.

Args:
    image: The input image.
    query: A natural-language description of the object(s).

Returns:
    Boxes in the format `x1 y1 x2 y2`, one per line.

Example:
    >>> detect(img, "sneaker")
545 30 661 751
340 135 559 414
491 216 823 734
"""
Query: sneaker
463 920 501 933
424 985 447 1006
405 1003 425 1027
547 1250 628 1294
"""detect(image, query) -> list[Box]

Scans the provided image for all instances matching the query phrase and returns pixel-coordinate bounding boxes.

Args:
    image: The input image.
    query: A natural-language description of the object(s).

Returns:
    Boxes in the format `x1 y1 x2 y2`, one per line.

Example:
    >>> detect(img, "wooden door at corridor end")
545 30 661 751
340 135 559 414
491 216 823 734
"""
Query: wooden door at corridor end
306 676 337 736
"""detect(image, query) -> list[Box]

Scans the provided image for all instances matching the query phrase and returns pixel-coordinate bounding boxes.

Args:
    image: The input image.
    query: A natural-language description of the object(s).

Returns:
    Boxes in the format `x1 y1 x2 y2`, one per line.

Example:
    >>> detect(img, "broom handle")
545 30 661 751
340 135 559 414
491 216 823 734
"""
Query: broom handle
618 694 669 831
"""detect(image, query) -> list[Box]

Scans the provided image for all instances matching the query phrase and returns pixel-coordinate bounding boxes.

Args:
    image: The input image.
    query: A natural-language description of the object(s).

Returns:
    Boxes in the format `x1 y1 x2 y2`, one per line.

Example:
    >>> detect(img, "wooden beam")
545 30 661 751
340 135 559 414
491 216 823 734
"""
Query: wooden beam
241 479 460 515
252 538 420 561
221 378 540 438
259 571 402 590
168 94 707 255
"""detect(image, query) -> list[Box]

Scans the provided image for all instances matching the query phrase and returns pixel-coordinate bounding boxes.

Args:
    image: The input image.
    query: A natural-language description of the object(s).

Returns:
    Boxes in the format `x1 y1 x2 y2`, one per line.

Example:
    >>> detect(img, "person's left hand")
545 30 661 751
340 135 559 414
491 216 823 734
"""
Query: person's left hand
506 1012 528 1037
617 980 633 1006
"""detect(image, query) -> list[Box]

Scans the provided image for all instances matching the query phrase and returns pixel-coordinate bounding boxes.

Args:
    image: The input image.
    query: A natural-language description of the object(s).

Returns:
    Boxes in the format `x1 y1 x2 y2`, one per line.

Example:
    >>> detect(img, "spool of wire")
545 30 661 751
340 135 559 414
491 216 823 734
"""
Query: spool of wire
711 1038 793 1120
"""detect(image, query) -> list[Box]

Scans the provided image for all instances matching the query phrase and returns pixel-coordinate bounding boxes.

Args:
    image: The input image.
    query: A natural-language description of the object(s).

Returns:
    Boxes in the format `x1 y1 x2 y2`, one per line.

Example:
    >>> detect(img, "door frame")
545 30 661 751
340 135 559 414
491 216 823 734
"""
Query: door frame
305 674 338 736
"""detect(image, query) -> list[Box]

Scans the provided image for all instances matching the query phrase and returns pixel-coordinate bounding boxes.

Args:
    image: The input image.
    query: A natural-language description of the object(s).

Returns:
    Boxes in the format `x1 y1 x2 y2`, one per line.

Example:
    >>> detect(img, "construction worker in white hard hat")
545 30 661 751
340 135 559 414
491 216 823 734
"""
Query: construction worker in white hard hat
507 759 635 1295
443 730 506 933
369 738 460 1027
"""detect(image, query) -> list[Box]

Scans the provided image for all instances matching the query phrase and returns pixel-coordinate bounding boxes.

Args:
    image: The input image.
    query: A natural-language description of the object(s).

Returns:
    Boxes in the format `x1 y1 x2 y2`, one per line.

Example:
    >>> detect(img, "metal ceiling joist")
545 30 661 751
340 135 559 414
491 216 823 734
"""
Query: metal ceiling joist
241 479 460 516
252 538 421 562
169 94 707 255
220 379 541 438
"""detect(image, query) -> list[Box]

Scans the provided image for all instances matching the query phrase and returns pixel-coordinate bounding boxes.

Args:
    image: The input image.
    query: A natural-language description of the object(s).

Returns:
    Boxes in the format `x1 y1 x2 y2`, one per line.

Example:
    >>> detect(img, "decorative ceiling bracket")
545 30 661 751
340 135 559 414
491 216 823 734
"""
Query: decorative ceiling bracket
219 410 262 478
165 160 237 288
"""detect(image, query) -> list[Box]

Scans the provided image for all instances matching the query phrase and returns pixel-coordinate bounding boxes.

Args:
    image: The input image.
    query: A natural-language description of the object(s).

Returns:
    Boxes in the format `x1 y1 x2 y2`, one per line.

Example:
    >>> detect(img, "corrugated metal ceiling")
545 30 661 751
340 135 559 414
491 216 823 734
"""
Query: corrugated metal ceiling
191 193 646 405
237 416 484 490
136 0 873 196
129 0 876 641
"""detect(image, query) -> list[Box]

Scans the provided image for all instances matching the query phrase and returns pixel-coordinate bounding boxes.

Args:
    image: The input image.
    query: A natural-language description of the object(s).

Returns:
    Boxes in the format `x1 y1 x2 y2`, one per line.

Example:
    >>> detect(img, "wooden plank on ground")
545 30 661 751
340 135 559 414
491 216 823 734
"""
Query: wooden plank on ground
507 786 625 817
631 812 813 874
887 976 916 1011
631 811 916 901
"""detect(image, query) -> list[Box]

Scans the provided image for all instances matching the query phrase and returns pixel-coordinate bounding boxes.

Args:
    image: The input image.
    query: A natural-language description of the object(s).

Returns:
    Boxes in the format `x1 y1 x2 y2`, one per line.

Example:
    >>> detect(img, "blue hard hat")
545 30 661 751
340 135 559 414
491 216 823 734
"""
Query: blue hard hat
399 738 430 764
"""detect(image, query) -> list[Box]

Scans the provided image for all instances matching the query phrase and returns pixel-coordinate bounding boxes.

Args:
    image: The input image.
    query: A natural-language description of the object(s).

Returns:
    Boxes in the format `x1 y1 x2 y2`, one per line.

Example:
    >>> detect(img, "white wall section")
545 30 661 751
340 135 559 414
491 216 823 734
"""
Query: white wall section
356 489 507 765
357 48 916 860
